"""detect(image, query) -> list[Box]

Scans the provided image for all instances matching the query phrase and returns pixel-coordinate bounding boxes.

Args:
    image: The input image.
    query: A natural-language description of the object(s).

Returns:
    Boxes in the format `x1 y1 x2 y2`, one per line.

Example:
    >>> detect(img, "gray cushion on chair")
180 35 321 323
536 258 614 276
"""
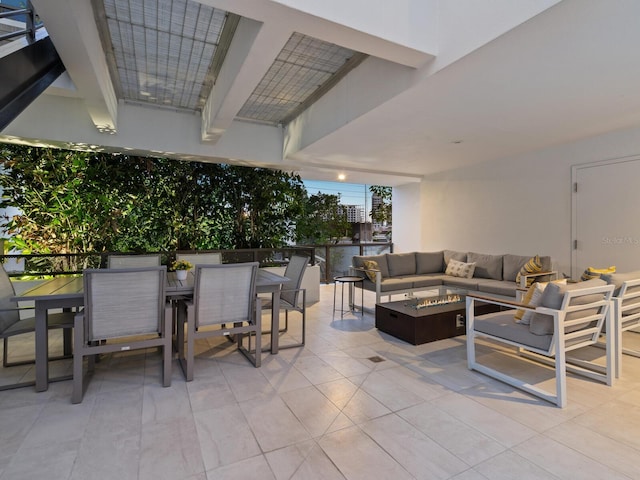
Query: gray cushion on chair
467 252 503 280
387 253 416 277
600 271 640 295
416 251 444 274
474 311 552 351
477 279 518 297
529 278 606 336
411 274 445 289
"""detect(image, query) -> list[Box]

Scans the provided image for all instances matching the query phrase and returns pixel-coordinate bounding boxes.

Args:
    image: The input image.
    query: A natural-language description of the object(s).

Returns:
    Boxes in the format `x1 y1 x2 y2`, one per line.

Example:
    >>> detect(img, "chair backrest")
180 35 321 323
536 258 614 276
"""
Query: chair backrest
193 262 258 328
281 255 309 308
82 266 166 341
176 252 222 269
0 264 19 333
107 254 161 268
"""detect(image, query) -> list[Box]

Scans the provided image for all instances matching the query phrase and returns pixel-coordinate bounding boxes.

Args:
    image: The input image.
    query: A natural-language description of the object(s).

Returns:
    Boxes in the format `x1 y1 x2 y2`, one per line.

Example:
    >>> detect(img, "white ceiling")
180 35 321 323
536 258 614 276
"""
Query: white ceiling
4 0 640 187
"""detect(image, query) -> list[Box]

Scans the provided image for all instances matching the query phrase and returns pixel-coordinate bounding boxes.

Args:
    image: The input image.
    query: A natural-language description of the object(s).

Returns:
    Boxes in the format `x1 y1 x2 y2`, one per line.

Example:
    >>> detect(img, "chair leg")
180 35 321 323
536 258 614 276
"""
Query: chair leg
72 318 84 404
254 304 262 367
162 312 172 387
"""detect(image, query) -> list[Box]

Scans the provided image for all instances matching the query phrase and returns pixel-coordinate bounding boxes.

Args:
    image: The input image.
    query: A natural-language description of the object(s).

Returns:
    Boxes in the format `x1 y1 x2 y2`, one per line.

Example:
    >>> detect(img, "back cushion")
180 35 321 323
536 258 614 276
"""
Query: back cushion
443 250 467 270
386 253 416 276
600 270 640 295
353 254 390 278
467 252 503 280
416 251 444 274
503 254 552 282
529 278 606 336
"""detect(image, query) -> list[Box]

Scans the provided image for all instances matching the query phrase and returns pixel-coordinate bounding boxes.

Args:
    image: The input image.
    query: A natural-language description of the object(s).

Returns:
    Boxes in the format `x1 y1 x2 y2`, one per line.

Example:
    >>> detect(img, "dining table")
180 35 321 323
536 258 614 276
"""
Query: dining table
11 268 288 392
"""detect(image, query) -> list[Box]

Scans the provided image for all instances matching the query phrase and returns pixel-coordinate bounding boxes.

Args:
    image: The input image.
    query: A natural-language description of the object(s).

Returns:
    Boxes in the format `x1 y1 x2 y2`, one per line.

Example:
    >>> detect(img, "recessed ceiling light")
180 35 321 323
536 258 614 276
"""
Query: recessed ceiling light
451 140 463 144
337 173 346 181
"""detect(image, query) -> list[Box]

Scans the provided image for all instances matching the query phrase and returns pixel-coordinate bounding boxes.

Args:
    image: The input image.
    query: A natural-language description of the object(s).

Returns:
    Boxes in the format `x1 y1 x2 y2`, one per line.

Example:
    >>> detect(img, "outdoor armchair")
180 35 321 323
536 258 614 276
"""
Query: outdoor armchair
107 253 161 268
262 254 308 349
72 266 171 403
0 264 74 390
175 252 222 268
177 262 262 381
466 280 615 408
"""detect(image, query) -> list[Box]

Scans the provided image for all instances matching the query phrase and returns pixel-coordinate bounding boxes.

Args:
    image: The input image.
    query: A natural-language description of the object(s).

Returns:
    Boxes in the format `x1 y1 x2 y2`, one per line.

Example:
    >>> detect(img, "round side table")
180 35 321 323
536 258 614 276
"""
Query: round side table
333 276 364 318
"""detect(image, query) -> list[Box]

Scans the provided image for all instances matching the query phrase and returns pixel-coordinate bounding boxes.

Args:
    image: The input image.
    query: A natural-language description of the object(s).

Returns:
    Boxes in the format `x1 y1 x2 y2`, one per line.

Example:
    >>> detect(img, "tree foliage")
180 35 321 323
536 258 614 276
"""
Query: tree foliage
369 185 392 225
0 145 306 254
295 192 350 244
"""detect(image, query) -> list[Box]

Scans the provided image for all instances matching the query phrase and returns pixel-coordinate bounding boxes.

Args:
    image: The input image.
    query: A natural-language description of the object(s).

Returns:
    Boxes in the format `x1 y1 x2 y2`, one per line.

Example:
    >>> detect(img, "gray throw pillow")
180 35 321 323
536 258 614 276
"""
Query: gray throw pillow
529 278 606 336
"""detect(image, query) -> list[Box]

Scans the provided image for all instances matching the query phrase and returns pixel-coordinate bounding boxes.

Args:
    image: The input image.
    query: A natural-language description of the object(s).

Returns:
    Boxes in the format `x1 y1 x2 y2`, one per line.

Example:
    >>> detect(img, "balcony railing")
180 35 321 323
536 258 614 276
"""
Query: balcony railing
0 242 393 284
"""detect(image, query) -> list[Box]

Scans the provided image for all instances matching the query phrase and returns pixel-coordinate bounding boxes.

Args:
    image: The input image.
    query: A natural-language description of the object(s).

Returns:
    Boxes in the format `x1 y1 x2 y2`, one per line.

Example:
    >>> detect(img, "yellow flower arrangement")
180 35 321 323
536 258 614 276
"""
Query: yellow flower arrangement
171 259 193 271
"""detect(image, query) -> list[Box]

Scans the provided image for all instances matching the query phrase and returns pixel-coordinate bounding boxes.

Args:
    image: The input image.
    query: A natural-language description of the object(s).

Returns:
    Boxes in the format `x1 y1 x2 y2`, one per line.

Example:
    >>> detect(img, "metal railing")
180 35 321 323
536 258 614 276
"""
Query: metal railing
0 242 393 283
0 1 41 44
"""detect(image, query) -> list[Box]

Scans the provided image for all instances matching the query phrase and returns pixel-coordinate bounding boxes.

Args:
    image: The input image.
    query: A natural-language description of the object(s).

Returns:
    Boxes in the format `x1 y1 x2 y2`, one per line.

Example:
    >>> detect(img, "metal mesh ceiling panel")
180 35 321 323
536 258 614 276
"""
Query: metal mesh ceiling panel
102 0 227 110
237 32 360 125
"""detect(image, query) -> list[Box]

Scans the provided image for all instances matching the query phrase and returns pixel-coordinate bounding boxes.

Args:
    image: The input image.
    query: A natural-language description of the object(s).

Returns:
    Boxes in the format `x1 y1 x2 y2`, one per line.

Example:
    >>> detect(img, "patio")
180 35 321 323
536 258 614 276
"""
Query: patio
1 284 640 480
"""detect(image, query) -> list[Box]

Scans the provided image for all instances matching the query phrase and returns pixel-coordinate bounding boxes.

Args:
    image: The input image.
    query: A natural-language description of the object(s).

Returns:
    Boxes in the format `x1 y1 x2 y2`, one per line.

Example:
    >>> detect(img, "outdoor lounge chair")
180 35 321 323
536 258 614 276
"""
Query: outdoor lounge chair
466 279 615 408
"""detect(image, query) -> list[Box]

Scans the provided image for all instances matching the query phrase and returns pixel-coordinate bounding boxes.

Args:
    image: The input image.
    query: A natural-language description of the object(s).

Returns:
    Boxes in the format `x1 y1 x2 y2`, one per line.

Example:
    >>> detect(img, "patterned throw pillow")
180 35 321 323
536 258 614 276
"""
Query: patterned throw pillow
516 255 543 287
363 260 379 282
580 266 615 281
445 259 476 279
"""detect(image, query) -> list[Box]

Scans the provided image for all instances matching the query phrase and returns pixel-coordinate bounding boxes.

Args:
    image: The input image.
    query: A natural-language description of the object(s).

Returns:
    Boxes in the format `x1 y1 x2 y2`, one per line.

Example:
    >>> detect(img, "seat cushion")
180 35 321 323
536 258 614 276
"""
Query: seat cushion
379 277 415 293
474 311 552 351
411 274 445 289
477 279 517 297
441 276 480 290
467 252 503 280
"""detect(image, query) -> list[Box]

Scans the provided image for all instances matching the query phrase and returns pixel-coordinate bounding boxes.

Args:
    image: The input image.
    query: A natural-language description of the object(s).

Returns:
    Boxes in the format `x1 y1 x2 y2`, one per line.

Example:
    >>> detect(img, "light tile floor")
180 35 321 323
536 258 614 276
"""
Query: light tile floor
2 285 640 479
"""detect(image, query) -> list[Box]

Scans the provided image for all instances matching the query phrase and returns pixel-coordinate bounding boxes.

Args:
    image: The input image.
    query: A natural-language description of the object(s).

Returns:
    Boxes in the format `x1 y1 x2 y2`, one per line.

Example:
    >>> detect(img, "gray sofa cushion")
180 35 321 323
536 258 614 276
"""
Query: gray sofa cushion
353 254 390 278
503 254 552 282
443 250 467 270
441 276 480 290
529 278 606 336
467 252 503 280
387 252 416 277
416 251 444 274
378 277 415 292
411 274 446 289
477 279 518 297
474 311 552 351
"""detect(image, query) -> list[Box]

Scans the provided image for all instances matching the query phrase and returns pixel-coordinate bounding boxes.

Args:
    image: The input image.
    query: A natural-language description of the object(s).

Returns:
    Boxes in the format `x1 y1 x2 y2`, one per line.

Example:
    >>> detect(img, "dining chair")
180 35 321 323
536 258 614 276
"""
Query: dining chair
177 262 261 381
72 266 171 403
175 252 222 268
262 255 308 349
107 253 161 268
0 264 75 389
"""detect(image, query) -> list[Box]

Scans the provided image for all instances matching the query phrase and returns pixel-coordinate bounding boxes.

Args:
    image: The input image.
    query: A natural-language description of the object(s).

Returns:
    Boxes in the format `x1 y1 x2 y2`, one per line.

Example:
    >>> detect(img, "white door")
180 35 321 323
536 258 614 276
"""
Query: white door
572 156 640 278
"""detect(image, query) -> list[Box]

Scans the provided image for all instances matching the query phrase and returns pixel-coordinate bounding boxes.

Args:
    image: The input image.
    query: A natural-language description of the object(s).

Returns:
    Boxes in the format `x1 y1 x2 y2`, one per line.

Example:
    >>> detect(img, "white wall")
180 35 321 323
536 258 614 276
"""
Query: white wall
391 183 422 253
392 125 640 277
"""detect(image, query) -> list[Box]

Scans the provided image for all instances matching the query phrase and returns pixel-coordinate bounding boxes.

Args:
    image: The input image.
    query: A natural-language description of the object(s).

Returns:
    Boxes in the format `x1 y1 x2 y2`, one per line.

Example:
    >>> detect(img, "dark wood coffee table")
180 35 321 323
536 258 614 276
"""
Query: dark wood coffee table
375 294 501 345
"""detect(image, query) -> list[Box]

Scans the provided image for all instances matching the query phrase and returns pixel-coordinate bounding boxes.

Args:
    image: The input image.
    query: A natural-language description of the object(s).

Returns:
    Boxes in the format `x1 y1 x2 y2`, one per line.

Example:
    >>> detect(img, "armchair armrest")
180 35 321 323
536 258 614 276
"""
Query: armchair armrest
466 292 535 311
519 270 558 288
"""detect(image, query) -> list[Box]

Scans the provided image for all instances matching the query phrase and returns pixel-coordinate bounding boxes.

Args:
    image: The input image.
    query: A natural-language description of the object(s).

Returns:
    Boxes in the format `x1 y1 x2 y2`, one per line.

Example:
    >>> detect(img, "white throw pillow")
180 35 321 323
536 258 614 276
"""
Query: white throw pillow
445 259 476 279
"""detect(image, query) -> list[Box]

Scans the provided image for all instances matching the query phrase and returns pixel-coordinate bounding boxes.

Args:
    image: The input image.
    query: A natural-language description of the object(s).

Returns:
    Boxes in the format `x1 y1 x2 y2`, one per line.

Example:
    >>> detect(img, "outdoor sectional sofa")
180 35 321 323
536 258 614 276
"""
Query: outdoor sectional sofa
351 250 554 305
